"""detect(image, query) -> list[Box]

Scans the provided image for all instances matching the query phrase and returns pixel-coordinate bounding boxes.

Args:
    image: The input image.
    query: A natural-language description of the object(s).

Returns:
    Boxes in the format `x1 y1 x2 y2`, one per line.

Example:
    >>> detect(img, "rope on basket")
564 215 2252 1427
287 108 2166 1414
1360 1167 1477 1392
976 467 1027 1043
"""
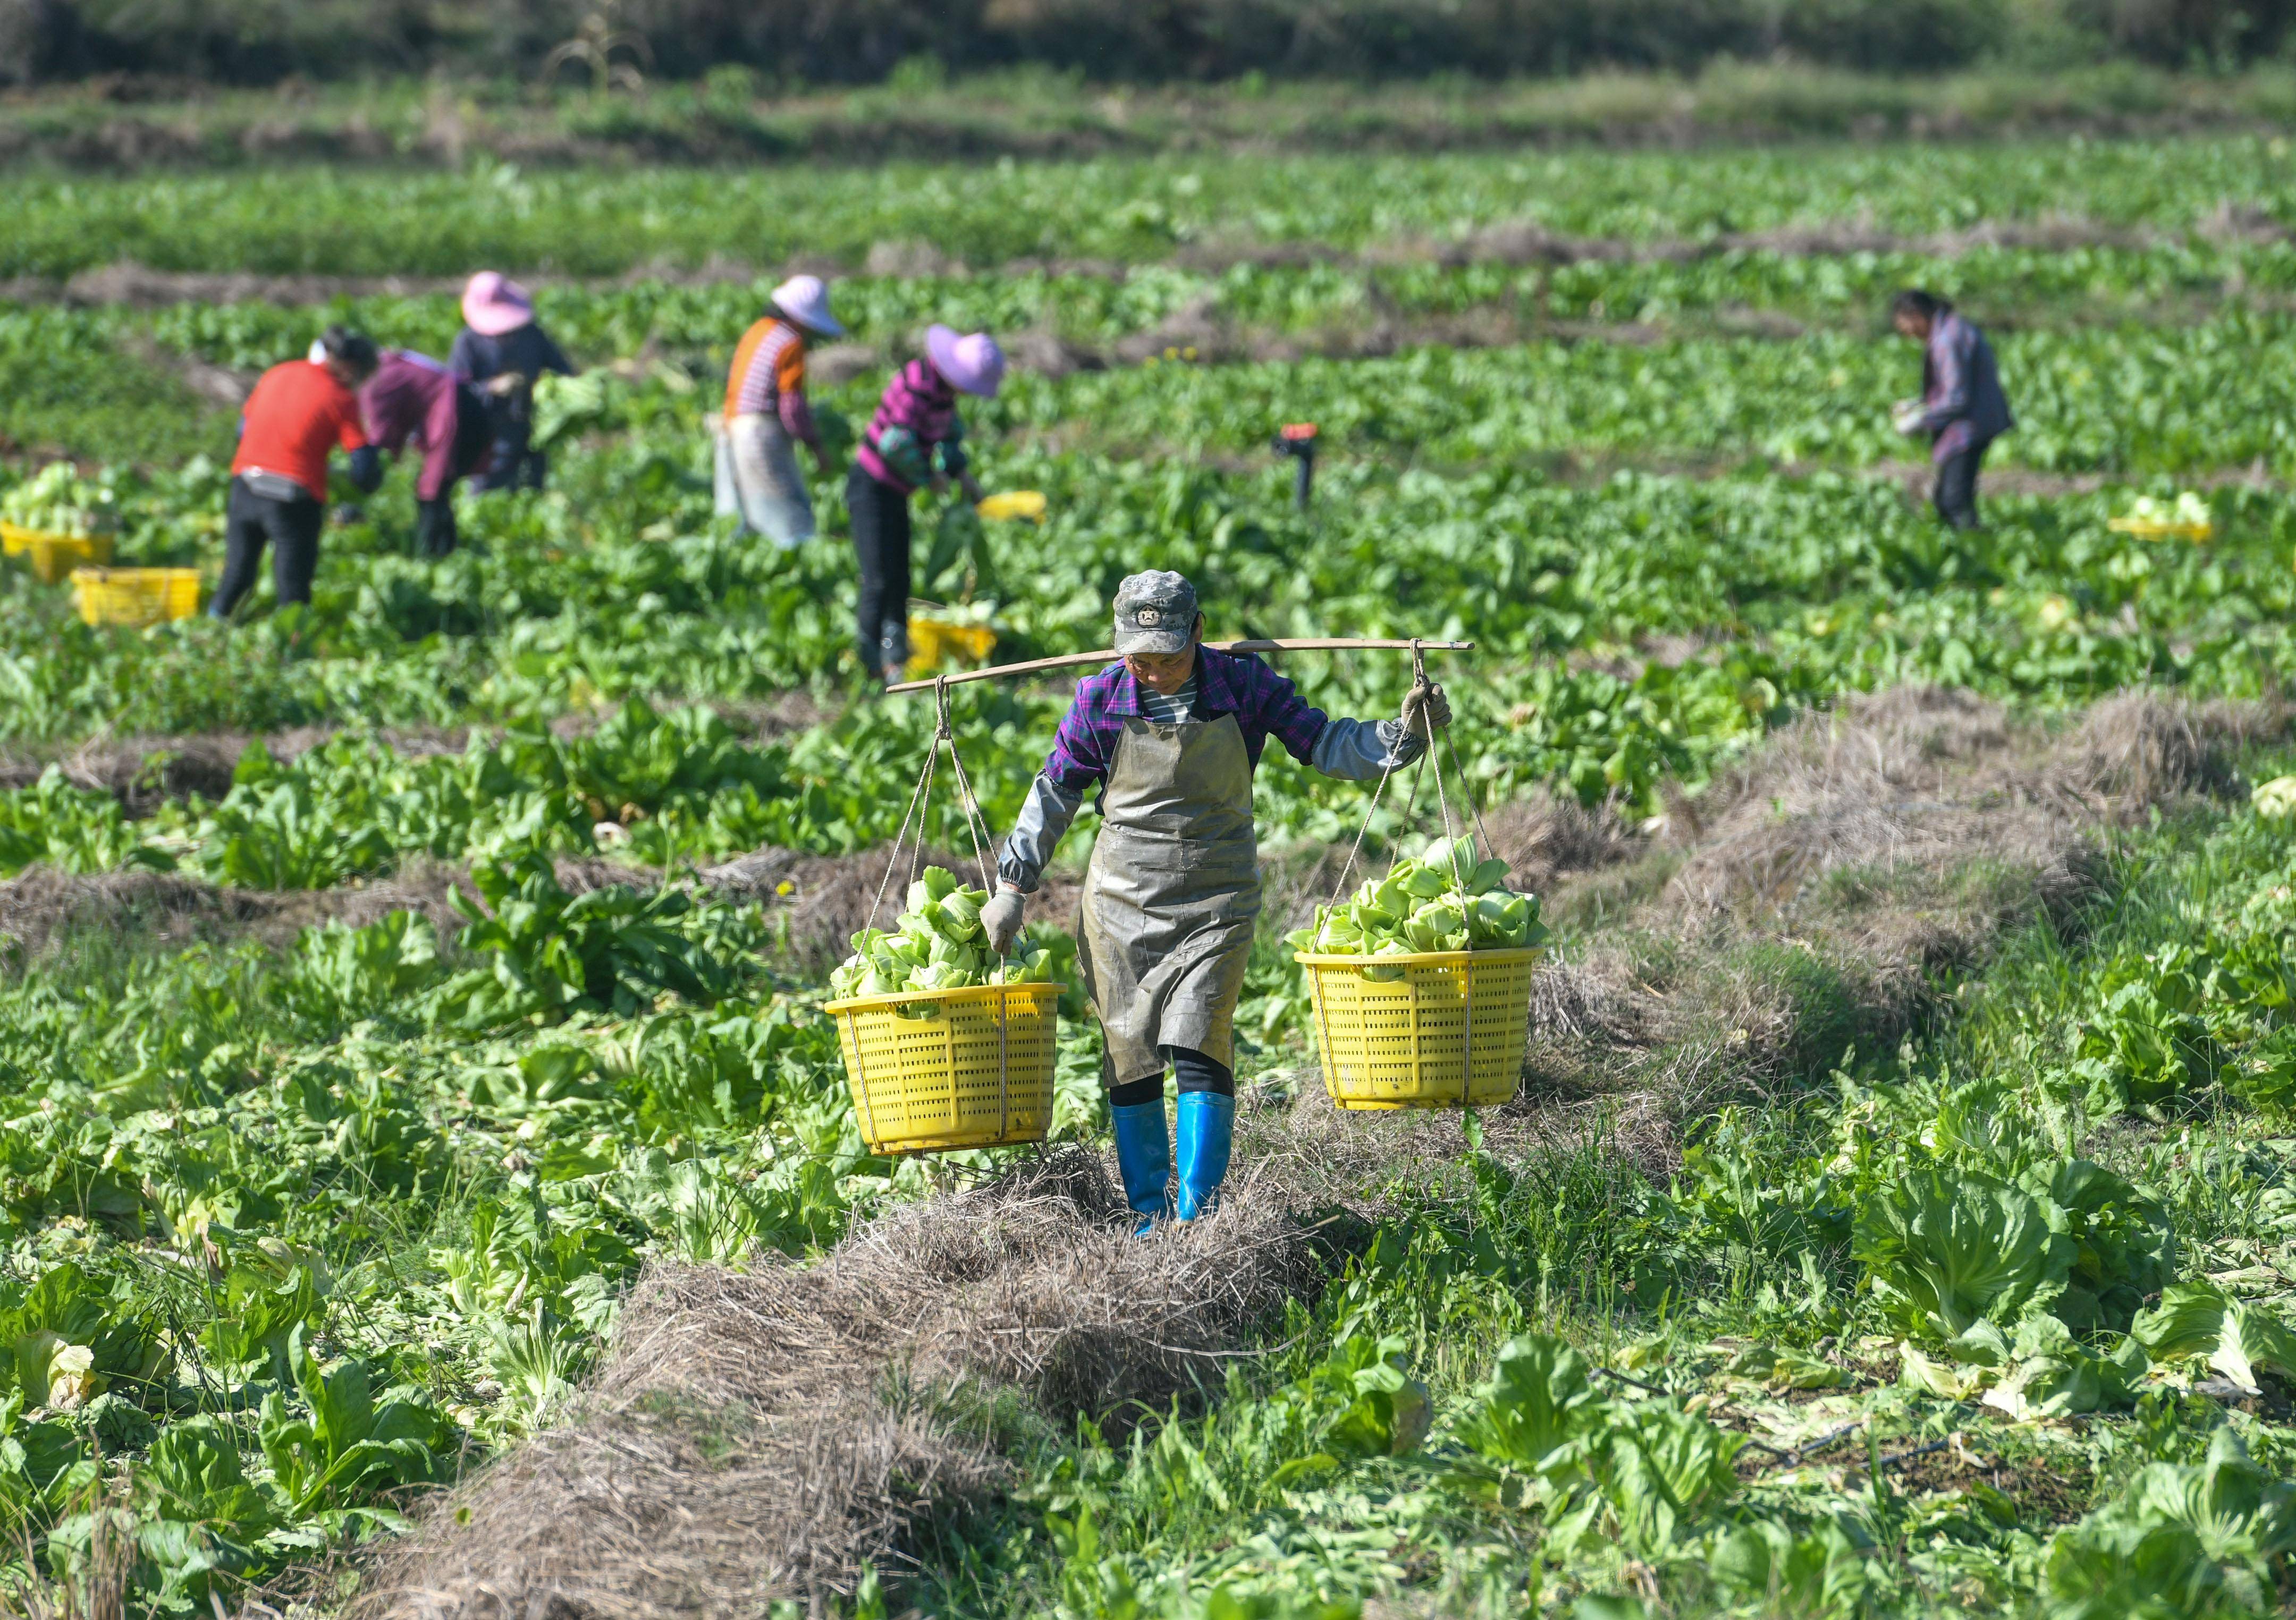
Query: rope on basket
863 678 1017 1142
1316 639 1495 1102
1326 639 1463 909
925 677 1015 1140
867 677 1001 926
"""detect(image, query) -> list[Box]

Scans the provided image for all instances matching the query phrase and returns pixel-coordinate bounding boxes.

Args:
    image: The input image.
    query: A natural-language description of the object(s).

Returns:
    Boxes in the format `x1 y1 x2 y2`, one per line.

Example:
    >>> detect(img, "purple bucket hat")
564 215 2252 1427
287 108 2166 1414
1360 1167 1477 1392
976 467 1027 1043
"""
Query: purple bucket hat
925 324 1006 397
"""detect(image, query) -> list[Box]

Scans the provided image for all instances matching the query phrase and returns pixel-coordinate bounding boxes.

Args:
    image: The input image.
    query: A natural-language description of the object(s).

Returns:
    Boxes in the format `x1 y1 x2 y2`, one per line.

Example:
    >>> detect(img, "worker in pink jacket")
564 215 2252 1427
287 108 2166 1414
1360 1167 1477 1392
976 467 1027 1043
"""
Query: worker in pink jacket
360 350 495 557
848 325 1003 682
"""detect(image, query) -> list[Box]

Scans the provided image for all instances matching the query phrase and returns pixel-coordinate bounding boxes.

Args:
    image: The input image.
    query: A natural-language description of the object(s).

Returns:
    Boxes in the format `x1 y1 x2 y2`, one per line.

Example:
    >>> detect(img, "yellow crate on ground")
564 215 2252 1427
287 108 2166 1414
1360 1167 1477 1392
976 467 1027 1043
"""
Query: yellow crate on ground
907 614 999 677
1296 946 1543 1110
2108 517 2214 543
824 980 1063 1153
70 567 200 628
1 522 114 585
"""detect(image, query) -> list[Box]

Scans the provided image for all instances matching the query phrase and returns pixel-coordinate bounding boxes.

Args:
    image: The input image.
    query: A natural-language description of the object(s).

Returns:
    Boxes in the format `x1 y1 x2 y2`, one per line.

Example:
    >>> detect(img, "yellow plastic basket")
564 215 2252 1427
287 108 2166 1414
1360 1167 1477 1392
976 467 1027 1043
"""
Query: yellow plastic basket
69 567 200 628
973 488 1046 521
824 980 1063 1153
2 522 114 585
1296 947 1543 1110
907 615 999 677
975 489 1047 522
2108 517 2214 543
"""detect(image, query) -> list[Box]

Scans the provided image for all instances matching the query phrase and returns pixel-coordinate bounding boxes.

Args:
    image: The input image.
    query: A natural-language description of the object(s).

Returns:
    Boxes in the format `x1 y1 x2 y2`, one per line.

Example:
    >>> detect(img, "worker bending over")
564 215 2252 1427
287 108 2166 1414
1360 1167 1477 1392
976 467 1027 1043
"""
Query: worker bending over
849 325 1002 682
982 572 1448 1233
360 349 495 558
717 275 844 547
213 325 382 620
1890 289 2013 531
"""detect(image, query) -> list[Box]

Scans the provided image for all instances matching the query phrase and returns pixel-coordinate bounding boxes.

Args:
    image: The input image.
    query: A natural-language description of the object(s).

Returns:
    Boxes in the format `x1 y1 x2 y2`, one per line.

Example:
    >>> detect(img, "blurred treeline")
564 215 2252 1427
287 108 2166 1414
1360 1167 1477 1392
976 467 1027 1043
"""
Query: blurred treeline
0 0 2283 88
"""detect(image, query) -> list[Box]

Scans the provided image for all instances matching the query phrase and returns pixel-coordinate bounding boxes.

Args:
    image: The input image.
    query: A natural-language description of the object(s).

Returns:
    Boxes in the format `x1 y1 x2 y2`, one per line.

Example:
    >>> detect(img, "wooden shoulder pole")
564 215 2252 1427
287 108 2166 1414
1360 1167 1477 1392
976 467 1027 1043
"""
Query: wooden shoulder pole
883 637 1474 695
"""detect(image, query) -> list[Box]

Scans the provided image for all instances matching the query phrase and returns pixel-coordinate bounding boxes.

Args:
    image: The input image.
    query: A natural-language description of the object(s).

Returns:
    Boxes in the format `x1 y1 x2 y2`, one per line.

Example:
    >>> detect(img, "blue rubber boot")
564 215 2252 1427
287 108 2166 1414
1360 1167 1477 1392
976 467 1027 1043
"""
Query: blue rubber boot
1174 1092 1235 1224
1110 1099 1172 1237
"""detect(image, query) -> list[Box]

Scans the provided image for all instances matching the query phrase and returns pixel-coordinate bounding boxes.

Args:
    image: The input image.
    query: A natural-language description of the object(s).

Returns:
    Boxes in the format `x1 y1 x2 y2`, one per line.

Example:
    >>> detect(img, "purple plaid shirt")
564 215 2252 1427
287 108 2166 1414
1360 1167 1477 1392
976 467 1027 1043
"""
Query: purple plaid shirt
1042 647 1332 792
1916 311 2013 465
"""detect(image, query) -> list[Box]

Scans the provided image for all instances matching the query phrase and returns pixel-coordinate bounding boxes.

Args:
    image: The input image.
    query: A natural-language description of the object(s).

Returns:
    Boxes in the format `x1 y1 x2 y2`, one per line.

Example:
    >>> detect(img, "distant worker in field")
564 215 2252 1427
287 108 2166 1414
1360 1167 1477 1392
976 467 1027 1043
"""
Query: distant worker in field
715 275 845 547
212 325 384 620
1890 289 2013 531
450 272 575 494
360 348 495 559
980 572 1450 1234
849 325 1002 683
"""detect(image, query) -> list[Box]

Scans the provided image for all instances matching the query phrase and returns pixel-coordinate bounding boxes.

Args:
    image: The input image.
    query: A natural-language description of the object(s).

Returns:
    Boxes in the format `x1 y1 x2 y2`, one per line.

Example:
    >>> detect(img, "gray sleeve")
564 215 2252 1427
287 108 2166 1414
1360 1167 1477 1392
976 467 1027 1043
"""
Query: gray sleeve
998 772 1085 893
1311 718 1426 782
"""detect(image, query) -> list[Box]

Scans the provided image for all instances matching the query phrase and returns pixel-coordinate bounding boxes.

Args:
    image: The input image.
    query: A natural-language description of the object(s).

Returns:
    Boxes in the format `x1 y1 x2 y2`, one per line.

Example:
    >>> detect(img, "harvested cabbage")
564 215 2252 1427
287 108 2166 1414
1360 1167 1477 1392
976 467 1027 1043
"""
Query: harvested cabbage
1287 835 1550 957
2124 491 2211 529
1 463 117 539
2255 776 2296 820
828 864 1065 998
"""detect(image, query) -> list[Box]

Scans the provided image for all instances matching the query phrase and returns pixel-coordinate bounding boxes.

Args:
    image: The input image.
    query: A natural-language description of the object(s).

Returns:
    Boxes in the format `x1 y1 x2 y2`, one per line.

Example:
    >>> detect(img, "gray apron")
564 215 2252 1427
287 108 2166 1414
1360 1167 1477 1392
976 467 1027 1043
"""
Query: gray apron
1080 711 1261 1086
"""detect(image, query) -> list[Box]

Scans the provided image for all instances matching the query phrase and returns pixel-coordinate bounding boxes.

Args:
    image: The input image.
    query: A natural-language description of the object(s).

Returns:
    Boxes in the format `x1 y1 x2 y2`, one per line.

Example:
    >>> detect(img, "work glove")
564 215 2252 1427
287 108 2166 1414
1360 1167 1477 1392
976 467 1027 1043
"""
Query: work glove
981 888 1027 956
1400 681 1451 739
415 496 458 559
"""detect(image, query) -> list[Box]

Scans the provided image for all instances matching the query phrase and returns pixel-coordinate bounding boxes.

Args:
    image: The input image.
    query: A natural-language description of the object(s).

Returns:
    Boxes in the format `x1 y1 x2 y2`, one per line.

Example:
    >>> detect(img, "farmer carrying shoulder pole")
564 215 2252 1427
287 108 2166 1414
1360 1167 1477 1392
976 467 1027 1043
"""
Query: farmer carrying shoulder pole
981 572 1450 1234
212 324 383 620
850 325 1002 684
716 275 844 547
450 272 575 494
1890 289 2013 531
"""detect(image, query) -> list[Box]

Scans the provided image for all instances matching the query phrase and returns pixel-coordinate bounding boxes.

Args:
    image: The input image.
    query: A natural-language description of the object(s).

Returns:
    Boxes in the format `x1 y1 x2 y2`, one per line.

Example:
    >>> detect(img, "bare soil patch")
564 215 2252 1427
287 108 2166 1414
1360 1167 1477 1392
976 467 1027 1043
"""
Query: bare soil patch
0 858 472 966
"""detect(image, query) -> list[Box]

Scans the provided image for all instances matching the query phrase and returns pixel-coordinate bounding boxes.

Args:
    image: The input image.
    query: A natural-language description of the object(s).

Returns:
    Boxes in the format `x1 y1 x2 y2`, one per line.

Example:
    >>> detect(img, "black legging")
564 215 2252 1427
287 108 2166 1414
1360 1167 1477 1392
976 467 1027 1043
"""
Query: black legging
846 465 911 678
212 476 324 617
1108 1045 1235 1108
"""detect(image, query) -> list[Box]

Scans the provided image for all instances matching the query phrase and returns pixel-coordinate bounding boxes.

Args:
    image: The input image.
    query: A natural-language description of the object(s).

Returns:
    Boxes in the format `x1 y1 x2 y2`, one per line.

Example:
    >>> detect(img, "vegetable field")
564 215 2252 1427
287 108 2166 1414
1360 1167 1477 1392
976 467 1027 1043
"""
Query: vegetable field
4 125 2296 1619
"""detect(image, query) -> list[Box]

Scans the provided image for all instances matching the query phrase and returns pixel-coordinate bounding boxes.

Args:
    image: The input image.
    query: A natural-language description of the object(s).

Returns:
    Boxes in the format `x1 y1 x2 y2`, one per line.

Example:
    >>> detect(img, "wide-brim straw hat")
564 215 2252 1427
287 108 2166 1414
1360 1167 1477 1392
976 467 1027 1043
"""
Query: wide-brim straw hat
461 271 535 336
771 274 846 338
925 324 1005 397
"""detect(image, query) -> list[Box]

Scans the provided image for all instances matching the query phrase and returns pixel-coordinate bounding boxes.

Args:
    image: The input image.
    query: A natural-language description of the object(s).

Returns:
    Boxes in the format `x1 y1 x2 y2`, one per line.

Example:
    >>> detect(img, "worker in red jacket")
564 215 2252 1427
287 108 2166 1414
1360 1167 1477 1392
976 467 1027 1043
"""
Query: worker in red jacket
212 325 383 619
360 349 496 558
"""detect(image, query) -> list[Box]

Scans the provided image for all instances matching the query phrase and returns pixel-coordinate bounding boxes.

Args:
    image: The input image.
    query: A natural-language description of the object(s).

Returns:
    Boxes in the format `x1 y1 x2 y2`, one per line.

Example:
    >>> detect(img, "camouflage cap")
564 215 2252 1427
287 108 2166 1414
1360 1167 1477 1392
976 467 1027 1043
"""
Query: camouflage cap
1112 570 1199 655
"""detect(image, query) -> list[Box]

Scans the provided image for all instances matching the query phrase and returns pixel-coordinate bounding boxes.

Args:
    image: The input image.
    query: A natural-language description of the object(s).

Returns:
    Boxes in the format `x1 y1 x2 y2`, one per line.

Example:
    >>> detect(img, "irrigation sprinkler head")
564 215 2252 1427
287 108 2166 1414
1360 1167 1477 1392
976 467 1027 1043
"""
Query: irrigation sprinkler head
1272 422 1319 510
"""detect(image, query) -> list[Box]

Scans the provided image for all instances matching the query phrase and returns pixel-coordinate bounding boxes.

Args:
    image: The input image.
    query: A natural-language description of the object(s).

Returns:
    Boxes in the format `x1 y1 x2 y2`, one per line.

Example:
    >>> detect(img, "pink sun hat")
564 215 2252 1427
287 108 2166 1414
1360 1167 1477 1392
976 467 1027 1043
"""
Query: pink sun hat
461 271 535 336
925 324 1006 397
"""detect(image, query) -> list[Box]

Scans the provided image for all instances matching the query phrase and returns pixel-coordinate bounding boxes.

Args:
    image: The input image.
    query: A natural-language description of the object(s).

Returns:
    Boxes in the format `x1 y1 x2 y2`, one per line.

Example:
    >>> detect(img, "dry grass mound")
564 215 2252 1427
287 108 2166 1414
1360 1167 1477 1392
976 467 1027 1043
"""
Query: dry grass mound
1521 686 2289 1134
1661 685 2276 927
361 1150 1320 1620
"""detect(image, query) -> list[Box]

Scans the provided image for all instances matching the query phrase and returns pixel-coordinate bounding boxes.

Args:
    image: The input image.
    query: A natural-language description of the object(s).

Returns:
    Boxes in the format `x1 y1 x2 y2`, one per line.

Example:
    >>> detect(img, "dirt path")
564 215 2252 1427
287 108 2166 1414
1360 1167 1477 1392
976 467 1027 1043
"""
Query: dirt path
0 691 828 814
8 207 2285 309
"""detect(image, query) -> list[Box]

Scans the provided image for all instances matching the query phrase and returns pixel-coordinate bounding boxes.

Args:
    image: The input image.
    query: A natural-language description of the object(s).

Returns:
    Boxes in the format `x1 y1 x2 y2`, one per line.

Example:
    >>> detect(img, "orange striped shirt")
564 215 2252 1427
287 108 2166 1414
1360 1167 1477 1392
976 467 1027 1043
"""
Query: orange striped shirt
726 317 808 420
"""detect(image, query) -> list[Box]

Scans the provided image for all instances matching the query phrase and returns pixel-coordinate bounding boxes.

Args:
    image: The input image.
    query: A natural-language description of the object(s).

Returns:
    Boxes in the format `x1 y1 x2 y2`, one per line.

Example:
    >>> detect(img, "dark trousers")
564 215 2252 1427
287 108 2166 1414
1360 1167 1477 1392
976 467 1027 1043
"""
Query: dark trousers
1107 1046 1236 1108
1933 436 1992 530
212 476 323 617
472 426 546 493
847 466 911 678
